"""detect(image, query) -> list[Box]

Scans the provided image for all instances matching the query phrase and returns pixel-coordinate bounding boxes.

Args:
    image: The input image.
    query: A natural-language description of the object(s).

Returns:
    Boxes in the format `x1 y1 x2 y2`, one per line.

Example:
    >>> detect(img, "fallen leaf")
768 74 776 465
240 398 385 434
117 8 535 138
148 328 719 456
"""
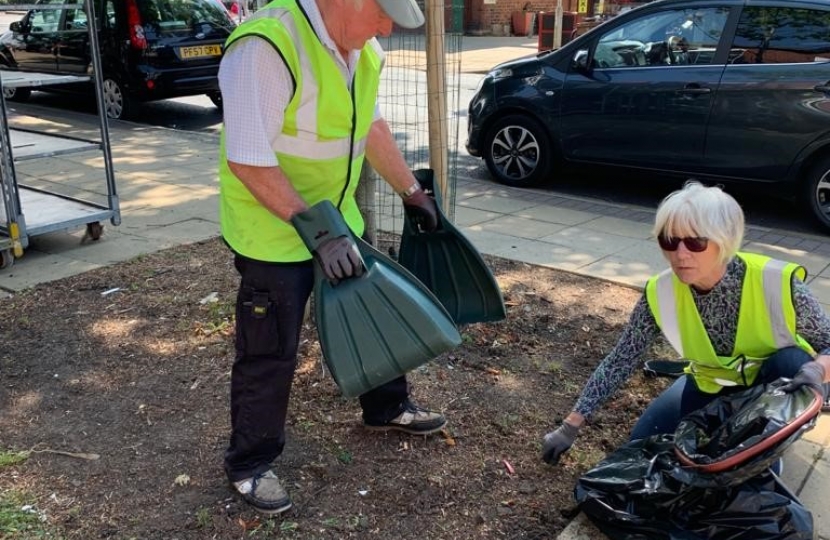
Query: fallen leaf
199 292 219 304
238 516 260 532
502 459 515 475
485 367 501 375
173 474 190 487
32 449 100 460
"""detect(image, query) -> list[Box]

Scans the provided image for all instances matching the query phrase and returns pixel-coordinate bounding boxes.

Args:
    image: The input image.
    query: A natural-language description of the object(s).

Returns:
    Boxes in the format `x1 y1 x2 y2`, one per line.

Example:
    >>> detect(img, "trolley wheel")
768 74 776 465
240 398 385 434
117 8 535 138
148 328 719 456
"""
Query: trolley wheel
86 222 104 241
0 249 13 270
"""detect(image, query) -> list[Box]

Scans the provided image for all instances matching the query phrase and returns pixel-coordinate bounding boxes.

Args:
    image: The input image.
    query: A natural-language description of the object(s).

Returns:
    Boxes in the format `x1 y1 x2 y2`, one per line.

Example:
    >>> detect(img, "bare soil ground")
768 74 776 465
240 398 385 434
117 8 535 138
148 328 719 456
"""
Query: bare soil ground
0 237 669 539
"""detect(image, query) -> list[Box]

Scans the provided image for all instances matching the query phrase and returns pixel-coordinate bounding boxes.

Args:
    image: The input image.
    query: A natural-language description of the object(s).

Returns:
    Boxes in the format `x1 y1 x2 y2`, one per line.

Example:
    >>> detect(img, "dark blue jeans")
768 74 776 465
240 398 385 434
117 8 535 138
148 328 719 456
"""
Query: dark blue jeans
224 255 410 482
629 347 813 441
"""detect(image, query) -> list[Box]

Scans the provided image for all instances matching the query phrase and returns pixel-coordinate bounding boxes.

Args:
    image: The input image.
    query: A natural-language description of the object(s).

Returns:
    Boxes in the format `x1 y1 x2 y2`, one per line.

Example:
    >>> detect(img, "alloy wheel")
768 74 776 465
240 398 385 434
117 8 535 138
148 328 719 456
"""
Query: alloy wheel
801 154 830 232
2 86 30 102
102 79 125 119
490 124 540 182
812 167 830 224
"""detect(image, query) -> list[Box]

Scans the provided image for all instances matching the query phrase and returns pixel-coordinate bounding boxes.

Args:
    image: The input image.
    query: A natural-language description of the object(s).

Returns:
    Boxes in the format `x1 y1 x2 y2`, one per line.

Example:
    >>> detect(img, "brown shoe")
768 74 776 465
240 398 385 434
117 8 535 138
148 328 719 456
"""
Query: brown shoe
232 469 292 515
364 403 447 435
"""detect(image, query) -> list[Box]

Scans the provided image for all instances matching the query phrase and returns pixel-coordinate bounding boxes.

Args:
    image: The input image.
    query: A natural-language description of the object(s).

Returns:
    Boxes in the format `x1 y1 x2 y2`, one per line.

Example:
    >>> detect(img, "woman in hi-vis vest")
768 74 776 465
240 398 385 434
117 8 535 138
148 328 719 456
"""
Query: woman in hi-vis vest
542 181 830 466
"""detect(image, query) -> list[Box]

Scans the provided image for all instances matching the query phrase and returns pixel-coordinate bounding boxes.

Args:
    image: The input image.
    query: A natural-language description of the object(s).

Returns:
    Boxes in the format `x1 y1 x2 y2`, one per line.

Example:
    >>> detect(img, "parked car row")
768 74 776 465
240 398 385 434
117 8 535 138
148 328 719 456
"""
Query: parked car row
467 0 830 231
0 0 237 119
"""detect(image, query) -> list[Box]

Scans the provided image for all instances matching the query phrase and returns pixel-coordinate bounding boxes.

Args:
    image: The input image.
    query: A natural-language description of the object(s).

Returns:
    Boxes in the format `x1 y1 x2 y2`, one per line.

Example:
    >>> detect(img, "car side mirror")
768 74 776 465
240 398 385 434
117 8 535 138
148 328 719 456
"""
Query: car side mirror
572 49 590 72
9 21 21 33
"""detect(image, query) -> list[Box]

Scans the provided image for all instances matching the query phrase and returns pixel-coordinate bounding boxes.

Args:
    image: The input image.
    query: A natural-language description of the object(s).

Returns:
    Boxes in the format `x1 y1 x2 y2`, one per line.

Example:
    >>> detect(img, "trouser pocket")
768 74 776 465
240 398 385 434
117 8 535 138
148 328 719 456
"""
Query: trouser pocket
236 286 281 357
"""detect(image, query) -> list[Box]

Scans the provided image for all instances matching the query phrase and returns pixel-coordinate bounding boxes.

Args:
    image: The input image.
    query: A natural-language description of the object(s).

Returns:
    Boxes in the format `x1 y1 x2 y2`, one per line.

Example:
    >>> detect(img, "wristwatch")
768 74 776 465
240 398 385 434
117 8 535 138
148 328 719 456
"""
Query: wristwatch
399 182 422 198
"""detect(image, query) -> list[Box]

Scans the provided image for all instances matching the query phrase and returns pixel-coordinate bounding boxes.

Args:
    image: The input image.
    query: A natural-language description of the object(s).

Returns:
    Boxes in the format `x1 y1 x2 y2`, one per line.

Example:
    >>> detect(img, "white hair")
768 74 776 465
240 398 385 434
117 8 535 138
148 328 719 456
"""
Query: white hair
652 180 745 264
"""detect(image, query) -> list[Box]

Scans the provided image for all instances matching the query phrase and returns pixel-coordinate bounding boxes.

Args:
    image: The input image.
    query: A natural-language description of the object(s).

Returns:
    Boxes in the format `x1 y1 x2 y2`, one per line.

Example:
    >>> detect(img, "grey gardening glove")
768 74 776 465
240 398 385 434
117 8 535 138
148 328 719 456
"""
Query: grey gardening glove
314 236 364 280
781 361 828 399
542 421 581 465
402 169 439 233
291 200 365 282
402 187 438 233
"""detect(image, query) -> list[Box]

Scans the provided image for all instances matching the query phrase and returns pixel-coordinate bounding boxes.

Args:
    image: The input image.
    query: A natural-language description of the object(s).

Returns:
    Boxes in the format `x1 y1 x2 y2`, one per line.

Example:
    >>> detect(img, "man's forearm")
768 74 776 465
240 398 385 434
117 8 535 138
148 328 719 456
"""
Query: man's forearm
365 118 417 194
228 162 307 222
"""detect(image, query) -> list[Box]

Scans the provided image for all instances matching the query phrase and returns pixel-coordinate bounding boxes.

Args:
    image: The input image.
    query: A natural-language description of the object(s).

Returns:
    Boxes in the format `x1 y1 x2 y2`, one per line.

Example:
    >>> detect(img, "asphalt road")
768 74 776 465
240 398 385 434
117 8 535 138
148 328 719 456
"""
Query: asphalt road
1 57 820 237
0 5 817 235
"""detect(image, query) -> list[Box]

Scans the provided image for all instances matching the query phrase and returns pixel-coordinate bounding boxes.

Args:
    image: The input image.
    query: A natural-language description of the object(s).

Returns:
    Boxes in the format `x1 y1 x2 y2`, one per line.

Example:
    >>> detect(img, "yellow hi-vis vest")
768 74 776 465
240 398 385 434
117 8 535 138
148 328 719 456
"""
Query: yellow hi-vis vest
645 252 815 394
218 0 382 262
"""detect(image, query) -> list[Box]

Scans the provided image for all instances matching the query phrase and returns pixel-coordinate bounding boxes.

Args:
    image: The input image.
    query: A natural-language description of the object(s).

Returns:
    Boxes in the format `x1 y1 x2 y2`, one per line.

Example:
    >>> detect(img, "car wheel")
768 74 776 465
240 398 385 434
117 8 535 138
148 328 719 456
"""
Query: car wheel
102 78 134 120
803 154 830 231
484 114 552 188
207 90 223 111
3 86 31 102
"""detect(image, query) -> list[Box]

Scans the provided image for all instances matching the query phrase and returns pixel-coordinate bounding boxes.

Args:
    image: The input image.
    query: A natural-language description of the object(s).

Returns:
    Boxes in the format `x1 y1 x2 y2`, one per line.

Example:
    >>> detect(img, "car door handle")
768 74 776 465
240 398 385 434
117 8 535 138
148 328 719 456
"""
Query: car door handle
677 85 711 95
814 84 830 94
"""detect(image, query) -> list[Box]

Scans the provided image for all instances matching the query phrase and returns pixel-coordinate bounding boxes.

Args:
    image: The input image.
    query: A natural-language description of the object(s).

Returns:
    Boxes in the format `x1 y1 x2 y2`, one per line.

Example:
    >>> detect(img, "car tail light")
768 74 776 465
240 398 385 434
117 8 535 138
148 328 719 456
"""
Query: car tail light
127 0 147 50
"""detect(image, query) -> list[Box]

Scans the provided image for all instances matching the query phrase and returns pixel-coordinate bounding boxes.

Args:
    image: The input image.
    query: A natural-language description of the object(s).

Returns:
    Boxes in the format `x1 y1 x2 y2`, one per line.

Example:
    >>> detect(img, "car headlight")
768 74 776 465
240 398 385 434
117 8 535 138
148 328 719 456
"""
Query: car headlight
489 67 513 80
474 67 513 95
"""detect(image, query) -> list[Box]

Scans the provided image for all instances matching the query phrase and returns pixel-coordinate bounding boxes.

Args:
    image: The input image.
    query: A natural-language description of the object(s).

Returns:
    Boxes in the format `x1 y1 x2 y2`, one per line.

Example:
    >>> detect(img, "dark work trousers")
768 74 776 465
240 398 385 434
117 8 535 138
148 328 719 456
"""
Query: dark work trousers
629 346 815 441
224 255 410 482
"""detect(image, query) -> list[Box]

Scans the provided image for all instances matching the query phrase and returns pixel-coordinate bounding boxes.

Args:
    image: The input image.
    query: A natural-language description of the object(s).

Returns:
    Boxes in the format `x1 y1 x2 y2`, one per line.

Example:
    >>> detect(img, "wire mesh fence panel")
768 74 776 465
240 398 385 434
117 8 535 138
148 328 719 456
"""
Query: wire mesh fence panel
373 29 463 256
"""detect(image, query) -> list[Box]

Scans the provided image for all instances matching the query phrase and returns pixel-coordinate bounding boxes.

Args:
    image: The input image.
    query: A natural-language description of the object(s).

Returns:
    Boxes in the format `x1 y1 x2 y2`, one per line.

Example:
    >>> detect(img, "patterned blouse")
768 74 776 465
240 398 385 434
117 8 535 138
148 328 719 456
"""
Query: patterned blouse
574 257 830 418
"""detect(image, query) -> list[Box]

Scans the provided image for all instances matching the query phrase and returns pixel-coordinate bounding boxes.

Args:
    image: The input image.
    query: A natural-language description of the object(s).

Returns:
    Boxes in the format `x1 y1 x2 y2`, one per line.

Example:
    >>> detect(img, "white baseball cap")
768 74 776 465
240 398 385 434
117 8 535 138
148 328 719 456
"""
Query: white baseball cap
376 0 425 28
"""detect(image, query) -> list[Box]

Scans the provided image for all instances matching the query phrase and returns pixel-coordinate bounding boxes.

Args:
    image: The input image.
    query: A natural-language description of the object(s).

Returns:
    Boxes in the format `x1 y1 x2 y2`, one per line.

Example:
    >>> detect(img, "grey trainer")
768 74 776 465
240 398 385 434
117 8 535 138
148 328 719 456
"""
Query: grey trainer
232 469 292 515
364 402 447 435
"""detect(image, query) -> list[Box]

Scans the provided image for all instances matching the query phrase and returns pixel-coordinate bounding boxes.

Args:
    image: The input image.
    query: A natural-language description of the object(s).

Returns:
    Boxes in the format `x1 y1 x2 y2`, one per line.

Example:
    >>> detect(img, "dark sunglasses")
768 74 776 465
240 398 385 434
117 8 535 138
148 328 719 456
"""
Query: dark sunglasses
657 235 709 253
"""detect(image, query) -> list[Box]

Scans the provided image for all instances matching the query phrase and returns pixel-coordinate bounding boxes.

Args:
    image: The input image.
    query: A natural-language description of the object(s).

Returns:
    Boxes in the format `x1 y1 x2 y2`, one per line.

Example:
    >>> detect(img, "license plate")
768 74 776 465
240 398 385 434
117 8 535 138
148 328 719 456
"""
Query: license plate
179 44 222 59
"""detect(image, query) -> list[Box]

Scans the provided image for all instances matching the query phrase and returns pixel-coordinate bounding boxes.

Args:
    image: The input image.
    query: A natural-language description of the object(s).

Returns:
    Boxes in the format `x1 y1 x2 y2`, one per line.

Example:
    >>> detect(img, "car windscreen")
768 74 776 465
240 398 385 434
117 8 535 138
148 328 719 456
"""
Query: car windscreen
601 9 727 46
139 0 235 39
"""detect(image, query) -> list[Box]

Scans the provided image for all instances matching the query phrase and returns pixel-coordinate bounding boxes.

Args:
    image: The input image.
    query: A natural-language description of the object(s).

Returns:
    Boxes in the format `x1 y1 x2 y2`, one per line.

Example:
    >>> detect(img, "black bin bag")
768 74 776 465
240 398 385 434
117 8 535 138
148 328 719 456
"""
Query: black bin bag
574 380 824 540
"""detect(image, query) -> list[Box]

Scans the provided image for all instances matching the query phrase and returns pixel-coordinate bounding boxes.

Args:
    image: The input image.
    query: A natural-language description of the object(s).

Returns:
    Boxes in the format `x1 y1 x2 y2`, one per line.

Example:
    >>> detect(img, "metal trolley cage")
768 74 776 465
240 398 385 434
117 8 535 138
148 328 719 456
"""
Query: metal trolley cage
0 1 119 269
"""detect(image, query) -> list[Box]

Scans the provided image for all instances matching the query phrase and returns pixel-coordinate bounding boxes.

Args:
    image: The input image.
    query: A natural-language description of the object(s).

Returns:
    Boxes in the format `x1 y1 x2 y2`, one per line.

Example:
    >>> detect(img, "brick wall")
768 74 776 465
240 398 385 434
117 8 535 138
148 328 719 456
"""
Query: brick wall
467 0 581 35
410 0 586 36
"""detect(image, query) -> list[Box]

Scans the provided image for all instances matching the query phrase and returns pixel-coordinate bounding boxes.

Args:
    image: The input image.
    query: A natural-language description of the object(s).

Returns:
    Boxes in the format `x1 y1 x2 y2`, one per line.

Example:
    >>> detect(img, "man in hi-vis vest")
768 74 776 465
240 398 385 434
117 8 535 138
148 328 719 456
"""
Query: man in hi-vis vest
217 0 444 514
541 181 830 466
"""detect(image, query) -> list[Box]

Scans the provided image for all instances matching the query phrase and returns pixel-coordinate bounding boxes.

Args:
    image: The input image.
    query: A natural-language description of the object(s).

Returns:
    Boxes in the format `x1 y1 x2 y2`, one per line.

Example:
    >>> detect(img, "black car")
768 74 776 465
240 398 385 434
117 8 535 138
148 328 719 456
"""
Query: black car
0 0 236 119
466 0 830 230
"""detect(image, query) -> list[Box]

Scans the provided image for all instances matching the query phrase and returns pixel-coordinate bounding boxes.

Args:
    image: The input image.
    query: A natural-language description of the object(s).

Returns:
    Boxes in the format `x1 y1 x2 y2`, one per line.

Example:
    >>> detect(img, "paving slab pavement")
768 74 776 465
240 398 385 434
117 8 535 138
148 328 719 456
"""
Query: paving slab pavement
383 34 541 74
1 35 828 539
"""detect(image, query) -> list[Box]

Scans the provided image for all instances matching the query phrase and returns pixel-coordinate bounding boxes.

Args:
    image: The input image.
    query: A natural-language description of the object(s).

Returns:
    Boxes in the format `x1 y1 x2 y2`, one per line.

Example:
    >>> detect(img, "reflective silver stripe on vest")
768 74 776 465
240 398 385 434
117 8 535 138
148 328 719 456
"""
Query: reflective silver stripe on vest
249 7 318 136
761 258 797 349
273 134 367 160
655 270 684 355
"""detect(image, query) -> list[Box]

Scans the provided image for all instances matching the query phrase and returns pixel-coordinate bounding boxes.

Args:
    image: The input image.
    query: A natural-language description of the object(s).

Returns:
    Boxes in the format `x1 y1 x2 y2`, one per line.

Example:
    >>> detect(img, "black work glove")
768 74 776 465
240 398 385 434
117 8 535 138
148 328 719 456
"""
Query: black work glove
781 361 828 399
315 236 364 281
402 187 438 233
542 421 581 465
291 200 365 282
